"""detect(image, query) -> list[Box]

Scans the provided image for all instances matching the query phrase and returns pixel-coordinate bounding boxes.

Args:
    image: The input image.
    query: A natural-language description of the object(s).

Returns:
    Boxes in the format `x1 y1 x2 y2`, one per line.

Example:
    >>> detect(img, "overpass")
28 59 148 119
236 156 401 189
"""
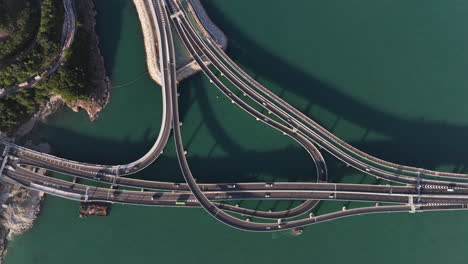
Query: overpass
1 0 174 179
6 157 468 230
6 163 468 214
2 0 468 231
169 0 468 184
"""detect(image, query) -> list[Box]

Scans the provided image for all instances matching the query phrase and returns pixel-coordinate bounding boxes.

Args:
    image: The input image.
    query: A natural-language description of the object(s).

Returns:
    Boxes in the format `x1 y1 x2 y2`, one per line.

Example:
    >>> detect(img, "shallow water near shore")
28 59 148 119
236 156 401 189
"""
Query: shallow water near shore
5 0 468 263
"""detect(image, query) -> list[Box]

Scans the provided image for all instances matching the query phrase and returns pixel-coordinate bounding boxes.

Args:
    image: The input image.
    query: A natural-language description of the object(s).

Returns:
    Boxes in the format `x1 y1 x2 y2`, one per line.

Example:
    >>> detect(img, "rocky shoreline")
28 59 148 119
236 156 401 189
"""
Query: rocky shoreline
0 182 44 263
133 0 227 86
133 0 163 84
0 142 51 263
187 0 227 49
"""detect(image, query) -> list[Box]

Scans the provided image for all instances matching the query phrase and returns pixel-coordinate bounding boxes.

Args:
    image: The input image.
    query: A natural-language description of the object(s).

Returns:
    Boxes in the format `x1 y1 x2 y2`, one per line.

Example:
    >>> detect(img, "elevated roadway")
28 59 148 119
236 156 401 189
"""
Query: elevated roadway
164 0 468 231
10 164 462 229
168 0 468 191
1 0 331 219
1 0 173 178
6 165 468 220
3 0 468 232
175 0 468 184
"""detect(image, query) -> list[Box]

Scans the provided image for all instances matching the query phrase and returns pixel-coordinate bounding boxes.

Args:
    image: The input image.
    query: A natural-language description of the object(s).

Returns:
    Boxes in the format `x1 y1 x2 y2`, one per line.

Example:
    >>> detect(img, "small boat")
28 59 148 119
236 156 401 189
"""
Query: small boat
79 202 110 217
292 228 303 236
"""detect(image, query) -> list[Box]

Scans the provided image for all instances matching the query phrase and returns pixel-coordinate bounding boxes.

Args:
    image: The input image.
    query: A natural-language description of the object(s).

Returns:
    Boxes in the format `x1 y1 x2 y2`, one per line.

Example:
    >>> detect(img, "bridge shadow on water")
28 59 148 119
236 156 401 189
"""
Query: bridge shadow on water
29 0 468 215
177 75 318 183
200 1 468 175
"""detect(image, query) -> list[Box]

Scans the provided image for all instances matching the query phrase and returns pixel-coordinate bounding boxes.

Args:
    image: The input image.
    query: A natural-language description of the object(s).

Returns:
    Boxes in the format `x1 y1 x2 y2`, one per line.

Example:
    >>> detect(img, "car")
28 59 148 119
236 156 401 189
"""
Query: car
151 193 162 200
265 183 273 188
265 193 271 198
447 188 454 192
93 175 102 181
227 184 236 188
174 183 180 188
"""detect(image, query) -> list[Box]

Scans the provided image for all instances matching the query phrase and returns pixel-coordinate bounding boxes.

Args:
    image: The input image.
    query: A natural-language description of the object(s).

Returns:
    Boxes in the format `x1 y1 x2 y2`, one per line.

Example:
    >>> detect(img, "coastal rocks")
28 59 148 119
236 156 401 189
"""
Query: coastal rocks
133 0 227 86
0 182 44 263
133 0 163 85
1 184 44 238
0 141 49 263
187 0 227 50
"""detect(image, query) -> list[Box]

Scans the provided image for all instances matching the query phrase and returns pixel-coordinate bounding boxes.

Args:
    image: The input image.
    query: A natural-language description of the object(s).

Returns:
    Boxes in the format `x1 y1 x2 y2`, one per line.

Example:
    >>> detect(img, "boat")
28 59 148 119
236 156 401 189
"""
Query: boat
292 228 303 236
79 202 110 218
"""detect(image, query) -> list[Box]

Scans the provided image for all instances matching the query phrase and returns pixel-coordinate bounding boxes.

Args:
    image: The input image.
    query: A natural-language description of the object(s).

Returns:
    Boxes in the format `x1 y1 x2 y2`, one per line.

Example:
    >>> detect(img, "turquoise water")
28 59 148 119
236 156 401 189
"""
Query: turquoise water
5 0 468 263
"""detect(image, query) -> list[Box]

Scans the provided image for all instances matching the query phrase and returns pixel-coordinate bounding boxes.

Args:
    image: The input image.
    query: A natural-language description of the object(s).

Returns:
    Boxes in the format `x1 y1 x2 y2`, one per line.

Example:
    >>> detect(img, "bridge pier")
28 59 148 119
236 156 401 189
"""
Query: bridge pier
0 156 9 180
2 145 10 157
417 171 422 203
170 10 184 19
84 186 90 202
112 165 120 187
408 196 416 213
0 145 10 178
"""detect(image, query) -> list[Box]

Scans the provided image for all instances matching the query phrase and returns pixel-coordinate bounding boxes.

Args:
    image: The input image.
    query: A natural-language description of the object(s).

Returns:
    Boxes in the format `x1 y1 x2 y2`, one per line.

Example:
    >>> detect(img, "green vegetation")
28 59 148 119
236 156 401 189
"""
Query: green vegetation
37 23 93 101
0 89 46 133
0 0 40 61
0 0 96 134
0 0 63 88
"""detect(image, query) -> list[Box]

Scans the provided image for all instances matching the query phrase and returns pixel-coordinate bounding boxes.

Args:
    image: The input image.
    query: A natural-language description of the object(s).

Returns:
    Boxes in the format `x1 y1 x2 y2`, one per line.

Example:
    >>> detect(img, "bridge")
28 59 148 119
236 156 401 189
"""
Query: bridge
2 0 468 231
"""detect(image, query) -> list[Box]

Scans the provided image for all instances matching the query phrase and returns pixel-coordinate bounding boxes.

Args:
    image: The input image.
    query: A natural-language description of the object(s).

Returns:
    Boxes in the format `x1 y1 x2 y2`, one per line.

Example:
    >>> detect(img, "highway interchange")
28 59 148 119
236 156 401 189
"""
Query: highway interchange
2 0 468 231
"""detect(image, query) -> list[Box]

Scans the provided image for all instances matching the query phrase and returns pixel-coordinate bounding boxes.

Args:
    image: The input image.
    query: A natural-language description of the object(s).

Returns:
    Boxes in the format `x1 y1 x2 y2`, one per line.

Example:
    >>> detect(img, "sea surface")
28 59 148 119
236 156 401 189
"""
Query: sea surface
5 0 468 263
